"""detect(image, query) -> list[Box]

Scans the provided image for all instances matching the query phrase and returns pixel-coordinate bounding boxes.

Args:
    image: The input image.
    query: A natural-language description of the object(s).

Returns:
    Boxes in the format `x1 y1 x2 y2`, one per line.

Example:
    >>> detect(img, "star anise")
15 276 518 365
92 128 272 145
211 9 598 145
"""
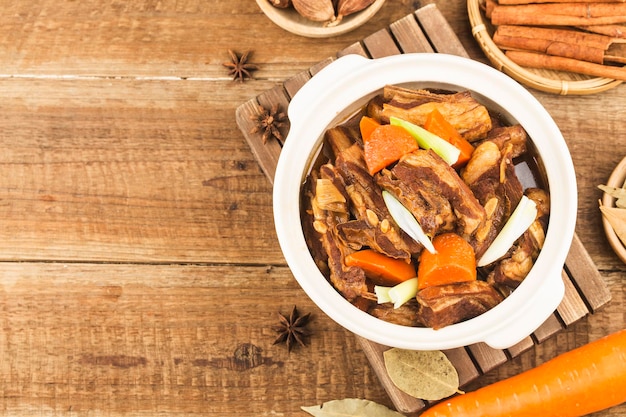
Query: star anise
223 49 258 82
250 103 288 144
273 305 312 352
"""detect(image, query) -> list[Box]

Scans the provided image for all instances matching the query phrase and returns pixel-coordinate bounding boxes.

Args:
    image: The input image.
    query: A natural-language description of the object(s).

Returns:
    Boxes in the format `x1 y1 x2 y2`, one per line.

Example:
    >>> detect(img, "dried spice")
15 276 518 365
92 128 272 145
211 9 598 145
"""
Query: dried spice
599 183 626 247
250 103 288 143
383 348 461 401
222 49 258 82
273 305 311 352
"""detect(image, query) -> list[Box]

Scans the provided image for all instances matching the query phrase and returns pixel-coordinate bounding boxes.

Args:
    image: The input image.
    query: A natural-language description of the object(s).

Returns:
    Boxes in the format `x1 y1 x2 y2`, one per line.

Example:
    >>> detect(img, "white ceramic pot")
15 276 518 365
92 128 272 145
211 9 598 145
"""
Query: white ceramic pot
273 53 577 350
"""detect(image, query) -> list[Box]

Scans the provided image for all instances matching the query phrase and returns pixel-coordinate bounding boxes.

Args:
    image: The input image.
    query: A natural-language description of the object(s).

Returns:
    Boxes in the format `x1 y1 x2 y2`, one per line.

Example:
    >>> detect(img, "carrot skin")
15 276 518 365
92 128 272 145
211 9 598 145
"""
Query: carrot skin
422 329 626 417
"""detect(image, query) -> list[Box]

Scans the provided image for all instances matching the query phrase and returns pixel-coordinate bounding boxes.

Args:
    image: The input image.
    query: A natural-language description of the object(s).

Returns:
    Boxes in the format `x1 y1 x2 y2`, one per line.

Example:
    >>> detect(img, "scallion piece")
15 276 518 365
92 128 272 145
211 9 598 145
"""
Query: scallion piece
390 116 461 166
382 190 436 254
374 285 392 304
375 278 419 309
388 278 419 309
477 195 538 267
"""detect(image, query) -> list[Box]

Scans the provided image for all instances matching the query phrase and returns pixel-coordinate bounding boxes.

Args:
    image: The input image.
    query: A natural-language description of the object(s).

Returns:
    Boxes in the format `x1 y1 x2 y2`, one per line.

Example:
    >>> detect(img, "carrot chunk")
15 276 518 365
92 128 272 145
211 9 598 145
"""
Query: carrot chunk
345 249 416 287
424 109 474 168
363 124 418 175
359 115 380 142
417 233 477 290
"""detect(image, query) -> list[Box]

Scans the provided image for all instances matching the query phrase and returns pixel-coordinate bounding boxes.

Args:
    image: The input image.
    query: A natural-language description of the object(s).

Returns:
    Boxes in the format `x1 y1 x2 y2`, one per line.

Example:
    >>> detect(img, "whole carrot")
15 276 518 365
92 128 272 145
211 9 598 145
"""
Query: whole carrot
422 329 626 417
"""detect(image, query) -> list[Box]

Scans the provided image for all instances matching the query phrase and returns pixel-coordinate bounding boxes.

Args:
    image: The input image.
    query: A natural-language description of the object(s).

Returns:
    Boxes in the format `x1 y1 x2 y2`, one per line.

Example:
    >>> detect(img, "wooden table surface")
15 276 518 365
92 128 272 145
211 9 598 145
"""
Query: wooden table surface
1 1 624 416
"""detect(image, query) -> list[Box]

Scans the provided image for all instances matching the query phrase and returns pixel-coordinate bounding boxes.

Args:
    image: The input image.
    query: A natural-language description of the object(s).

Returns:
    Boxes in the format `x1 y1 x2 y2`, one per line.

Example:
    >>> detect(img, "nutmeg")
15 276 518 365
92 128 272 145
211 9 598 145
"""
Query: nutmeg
292 0 336 23
336 0 376 22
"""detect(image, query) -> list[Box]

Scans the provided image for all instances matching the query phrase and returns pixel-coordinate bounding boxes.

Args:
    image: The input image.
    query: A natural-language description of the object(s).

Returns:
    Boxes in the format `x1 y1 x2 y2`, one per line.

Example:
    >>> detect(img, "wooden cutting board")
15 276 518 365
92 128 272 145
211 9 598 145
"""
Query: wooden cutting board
235 4 612 415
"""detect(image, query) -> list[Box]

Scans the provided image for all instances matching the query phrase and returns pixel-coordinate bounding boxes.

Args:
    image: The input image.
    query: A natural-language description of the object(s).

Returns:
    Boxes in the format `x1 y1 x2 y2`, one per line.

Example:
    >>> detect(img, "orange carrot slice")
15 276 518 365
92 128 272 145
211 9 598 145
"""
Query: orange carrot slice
424 109 474 168
363 124 418 175
359 115 380 142
417 233 477 290
345 249 416 287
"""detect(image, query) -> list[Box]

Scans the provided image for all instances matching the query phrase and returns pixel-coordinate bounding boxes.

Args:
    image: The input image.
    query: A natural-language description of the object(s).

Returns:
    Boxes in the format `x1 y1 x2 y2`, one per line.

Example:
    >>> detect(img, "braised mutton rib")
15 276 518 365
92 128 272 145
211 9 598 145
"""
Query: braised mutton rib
377 149 487 241
381 85 493 142
461 126 527 259
331 133 421 260
303 166 368 301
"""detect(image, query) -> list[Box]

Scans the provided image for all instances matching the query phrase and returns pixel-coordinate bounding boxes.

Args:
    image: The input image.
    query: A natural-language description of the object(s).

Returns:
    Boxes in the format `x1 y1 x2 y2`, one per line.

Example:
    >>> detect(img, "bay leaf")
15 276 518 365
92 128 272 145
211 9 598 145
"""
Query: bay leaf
599 184 626 208
301 398 404 417
383 348 460 401
600 204 626 247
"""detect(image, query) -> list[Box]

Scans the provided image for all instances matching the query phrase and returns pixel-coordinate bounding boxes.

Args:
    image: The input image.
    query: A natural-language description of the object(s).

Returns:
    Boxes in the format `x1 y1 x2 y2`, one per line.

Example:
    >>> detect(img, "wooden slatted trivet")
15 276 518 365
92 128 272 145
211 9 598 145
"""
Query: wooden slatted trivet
236 4 612 415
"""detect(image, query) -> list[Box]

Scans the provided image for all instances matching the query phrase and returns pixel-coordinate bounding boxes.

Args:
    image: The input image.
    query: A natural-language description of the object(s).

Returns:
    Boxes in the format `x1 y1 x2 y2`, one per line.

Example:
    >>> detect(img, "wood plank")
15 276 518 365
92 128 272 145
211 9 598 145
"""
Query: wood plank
338 42 369 58
283 70 312 99
557 270 590 325
533 314 564 343
415 4 470 58
0 261 387 416
565 233 612 311
310 57 335 75
505 336 535 358
362 28 402 58
389 14 435 54
443 347 480 386
0 1 391 80
467 343 508 373
0 77 283 264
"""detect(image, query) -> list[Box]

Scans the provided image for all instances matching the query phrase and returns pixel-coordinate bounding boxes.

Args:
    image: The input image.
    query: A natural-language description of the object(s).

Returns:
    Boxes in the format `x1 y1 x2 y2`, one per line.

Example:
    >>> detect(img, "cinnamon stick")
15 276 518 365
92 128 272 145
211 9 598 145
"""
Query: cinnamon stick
491 3 626 26
493 25 613 64
577 25 626 38
506 50 626 80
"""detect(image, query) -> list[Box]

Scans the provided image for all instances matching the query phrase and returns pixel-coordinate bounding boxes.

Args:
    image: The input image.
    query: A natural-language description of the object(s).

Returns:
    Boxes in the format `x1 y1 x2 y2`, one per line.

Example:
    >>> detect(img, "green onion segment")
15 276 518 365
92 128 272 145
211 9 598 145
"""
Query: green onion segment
390 116 460 166
478 195 538 267
382 190 436 254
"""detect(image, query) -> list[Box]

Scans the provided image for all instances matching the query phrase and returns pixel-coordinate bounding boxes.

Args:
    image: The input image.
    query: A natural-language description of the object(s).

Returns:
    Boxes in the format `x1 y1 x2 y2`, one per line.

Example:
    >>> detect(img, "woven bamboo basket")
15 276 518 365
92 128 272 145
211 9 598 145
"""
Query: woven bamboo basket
467 0 624 95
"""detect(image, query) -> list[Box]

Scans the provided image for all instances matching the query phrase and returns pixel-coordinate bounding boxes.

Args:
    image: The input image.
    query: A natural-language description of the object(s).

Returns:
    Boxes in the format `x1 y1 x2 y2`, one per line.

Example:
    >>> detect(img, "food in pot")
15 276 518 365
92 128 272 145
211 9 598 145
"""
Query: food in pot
301 84 550 329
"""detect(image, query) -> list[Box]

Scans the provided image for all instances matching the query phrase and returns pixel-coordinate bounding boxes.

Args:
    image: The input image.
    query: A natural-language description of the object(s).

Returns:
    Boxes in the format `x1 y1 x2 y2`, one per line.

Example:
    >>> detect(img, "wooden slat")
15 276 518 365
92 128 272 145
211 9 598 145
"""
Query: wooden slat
234 99 283 184
533 314 564 343
467 342 508 374
283 70 311 99
415 4 470 58
362 28 402 58
235 5 613 416
565 233 612 311
389 14 434 54
506 336 535 358
338 42 369 58
310 57 335 75
557 270 590 325
443 347 480 386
